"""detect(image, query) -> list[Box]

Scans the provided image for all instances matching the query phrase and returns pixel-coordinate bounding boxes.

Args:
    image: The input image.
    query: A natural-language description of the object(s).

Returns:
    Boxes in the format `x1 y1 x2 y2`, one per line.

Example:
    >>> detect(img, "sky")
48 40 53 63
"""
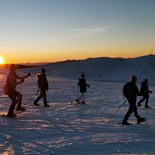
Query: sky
0 0 155 63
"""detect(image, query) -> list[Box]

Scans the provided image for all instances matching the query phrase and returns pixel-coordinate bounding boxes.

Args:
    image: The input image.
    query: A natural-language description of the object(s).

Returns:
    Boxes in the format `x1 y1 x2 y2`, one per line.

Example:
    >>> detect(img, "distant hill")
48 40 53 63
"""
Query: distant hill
0 64 38 75
0 64 37 69
23 54 155 85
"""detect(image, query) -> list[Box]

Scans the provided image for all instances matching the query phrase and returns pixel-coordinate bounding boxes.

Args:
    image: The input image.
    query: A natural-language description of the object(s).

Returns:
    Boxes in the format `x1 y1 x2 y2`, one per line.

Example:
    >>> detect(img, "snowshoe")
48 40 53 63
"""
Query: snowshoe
122 121 131 125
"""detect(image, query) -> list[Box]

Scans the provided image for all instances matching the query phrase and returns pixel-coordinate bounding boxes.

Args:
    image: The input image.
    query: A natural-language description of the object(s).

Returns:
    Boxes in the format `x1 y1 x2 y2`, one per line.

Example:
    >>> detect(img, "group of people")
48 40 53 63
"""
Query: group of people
4 64 89 117
3 64 152 125
122 75 152 125
4 64 50 117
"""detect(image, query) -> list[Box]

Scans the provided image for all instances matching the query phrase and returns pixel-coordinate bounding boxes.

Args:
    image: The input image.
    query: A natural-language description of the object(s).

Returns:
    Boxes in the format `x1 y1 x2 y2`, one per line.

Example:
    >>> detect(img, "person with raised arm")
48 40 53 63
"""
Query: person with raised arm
4 64 30 117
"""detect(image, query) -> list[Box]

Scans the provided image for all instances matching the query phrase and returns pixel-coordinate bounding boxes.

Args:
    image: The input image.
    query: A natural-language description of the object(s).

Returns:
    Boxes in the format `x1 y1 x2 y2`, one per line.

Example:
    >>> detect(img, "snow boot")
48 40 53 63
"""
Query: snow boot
81 101 86 104
145 105 150 108
44 104 50 107
6 112 17 118
76 99 80 104
16 106 26 111
137 117 146 124
33 102 39 106
137 103 142 107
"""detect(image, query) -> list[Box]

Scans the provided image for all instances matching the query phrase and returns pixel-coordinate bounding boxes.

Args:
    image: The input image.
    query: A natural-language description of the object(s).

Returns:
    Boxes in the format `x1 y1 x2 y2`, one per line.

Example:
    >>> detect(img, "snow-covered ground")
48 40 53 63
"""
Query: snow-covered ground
1 69 155 155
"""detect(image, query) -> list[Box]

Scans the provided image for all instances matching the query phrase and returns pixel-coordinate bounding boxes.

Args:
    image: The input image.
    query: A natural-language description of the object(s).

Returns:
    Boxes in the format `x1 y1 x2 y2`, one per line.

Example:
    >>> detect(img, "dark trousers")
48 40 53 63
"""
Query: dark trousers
7 90 22 116
34 89 47 106
137 95 149 106
123 98 140 122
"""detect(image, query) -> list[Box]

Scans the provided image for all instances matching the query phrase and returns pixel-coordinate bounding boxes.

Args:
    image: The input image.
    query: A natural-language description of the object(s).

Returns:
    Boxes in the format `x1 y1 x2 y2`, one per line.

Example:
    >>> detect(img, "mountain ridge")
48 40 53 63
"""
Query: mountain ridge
22 54 155 85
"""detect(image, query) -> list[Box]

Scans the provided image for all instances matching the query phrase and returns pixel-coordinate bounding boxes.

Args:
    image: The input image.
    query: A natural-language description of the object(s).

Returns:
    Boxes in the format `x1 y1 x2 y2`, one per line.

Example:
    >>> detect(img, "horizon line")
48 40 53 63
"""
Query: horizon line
2 54 154 65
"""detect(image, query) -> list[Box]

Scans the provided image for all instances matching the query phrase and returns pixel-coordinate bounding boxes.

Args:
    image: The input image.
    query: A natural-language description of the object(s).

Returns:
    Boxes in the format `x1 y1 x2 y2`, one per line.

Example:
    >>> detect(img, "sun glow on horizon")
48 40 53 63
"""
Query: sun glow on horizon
0 56 5 64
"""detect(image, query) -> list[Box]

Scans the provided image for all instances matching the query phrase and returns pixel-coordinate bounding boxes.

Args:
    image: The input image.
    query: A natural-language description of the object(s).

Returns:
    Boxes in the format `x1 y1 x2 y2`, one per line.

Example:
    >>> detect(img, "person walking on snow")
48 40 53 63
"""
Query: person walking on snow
4 64 30 117
33 68 50 107
137 78 152 108
76 73 89 104
122 75 145 125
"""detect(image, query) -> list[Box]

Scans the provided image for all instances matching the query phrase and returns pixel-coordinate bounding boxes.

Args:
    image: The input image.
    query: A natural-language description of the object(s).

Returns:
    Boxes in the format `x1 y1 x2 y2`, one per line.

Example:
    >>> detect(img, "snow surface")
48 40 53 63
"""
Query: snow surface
1 56 155 155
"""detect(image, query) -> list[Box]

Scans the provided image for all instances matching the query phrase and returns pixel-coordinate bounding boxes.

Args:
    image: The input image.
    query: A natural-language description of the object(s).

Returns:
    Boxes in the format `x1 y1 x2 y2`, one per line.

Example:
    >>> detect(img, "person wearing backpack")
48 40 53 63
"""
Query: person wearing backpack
137 78 152 108
33 68 50 107
4 64 30 117
122 75 145 125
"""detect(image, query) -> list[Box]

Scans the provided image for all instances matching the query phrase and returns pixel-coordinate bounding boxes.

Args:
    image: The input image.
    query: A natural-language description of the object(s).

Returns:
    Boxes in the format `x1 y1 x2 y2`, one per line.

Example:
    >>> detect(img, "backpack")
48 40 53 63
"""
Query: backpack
123 83 129 98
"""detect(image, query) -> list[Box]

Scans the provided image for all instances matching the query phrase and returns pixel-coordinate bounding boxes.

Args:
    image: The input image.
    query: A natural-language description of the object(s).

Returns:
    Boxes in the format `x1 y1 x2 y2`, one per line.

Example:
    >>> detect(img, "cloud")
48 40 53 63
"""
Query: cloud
71 25 119 36
43 25 117 44
72 26 107 34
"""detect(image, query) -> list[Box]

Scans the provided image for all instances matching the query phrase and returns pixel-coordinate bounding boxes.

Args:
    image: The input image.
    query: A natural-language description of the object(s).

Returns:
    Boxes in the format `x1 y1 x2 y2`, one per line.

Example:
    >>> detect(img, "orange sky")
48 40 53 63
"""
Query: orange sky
0 1 155 63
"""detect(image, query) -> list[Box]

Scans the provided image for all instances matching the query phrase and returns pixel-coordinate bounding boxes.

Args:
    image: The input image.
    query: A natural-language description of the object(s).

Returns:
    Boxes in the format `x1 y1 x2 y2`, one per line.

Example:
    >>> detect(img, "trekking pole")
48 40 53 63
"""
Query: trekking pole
24 89 39 105
145 91 152 125
30 74 38 86
20 82 23 92
45 89 49 103
76 85 79 99
114 99 127 115
145 107 148 126
30 74 49 104
71 85 78 104
21 74 39 105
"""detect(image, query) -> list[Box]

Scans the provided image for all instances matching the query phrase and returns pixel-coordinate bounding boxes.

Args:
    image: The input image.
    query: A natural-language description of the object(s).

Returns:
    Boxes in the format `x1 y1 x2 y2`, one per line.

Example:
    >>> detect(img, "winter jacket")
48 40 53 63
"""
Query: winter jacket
4 71 18 94
78 77 89 93
140 81 151 97
123 82 139 100
37 73 48 90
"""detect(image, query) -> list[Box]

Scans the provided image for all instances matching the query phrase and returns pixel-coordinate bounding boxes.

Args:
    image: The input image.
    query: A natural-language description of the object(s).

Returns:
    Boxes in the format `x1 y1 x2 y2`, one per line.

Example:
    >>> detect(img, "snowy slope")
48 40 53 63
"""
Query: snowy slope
1 55 155 154
1 65 155 154
23 54 155 85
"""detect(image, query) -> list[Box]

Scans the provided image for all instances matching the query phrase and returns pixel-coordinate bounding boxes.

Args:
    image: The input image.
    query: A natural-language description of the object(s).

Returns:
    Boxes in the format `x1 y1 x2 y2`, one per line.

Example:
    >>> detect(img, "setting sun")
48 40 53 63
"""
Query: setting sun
0 56 5 64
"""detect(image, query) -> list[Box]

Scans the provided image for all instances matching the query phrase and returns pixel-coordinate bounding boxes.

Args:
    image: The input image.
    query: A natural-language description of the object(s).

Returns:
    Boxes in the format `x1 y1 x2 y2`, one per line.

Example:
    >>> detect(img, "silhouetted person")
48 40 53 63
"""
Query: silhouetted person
4 64 30 117
122 75 145 125
76 73 89 104
137 78 152 108
33 68 49 107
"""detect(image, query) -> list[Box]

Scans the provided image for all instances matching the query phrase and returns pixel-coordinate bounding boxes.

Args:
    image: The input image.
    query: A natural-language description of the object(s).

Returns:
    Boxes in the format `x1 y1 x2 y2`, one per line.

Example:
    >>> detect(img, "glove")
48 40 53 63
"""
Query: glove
21 79 24 83
27 73 31 76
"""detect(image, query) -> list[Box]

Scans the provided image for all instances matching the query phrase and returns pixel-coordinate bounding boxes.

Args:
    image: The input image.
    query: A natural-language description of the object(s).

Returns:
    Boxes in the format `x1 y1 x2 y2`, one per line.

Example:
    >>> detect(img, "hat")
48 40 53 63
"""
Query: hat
41 68 46 73
8 64 16 70
144 78 148 82
81 73 85 77
130 75 137 82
